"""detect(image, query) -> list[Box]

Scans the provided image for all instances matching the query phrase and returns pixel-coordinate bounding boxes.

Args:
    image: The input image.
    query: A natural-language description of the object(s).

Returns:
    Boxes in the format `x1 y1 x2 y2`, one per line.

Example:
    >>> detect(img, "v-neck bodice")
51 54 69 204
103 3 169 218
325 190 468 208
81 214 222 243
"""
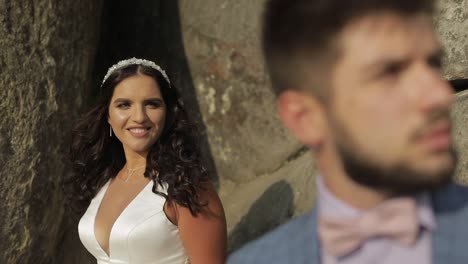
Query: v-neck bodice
78 180 189 264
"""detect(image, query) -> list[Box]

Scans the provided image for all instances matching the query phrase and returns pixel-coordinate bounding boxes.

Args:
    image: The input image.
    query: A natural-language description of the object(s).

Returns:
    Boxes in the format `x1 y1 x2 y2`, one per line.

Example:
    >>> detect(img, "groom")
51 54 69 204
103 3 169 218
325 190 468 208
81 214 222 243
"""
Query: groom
228 0 468 263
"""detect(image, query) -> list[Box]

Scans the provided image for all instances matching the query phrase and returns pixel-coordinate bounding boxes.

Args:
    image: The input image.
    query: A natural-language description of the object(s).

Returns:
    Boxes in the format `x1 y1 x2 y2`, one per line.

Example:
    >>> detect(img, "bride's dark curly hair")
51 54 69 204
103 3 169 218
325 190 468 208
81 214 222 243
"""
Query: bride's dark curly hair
67 63 209 215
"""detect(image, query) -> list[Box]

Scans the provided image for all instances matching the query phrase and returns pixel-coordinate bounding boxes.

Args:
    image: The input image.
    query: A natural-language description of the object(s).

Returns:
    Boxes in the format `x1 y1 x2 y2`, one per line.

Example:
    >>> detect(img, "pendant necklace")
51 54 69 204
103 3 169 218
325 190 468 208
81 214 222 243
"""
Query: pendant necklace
125 165 146 183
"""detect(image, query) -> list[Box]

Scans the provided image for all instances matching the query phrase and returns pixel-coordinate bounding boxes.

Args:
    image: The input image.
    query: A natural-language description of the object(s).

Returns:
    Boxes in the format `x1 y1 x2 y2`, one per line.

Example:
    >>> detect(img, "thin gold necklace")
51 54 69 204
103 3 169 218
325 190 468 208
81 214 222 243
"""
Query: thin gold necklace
124 165 146 182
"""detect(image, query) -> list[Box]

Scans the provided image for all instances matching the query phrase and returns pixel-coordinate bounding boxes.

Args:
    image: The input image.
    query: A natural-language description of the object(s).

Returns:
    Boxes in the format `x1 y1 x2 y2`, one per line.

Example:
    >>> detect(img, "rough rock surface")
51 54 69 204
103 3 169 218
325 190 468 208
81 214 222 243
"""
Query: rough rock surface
0 1 102 263
435 0 468 80
453 91 468 184
179 0 302 184
177 0 316 251
435 0 468 183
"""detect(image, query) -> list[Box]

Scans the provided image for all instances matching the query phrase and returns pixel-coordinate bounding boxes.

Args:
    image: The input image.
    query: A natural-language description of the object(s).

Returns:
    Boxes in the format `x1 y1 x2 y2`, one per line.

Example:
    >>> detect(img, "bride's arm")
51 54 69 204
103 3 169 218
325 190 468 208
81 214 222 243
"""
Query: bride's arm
171 182 227 264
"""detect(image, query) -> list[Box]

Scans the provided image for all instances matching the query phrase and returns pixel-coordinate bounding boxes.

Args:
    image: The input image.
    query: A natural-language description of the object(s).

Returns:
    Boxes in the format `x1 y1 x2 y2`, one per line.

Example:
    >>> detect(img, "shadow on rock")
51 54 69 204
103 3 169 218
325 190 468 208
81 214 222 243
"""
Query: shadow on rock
228 180 294 253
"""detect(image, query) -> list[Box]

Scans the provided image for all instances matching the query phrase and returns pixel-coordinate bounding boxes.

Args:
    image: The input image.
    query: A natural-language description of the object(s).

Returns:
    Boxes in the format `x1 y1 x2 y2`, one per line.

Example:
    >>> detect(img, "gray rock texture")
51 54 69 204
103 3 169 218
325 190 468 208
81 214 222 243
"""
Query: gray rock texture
453 91 468 184
0 0 102 263
434 0 468 184
435 0 468 80
177 0 316 251
179 0 303 184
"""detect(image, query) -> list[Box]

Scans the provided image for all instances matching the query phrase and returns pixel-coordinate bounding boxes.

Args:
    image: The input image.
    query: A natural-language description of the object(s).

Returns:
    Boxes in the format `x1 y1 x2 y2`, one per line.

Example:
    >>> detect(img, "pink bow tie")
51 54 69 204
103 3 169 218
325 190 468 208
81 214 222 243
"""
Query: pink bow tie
318 198 419 257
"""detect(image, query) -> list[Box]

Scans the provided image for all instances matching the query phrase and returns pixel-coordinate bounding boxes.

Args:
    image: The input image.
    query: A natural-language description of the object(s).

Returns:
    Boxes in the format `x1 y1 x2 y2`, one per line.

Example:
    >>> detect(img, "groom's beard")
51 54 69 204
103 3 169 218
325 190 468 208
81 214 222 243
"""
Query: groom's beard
337 142 456 195
330 115 457 195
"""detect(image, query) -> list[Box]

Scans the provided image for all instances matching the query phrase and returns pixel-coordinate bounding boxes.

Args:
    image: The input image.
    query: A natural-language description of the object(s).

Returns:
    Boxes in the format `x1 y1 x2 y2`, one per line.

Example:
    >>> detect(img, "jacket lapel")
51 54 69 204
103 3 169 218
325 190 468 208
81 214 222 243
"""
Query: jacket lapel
431 183 468 264
307 209 321 263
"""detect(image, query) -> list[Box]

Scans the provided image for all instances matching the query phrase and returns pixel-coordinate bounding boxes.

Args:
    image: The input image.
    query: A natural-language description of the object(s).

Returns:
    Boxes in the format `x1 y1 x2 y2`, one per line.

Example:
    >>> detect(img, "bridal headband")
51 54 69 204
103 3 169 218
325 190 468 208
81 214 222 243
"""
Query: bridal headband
101 57 171 86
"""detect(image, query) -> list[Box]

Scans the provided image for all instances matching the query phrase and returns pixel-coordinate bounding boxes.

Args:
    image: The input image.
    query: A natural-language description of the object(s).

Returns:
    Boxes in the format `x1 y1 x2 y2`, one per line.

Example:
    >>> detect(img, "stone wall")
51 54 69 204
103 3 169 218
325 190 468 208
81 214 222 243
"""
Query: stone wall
0 0 102 263
453 91 468 184
435 0 468 80
435 0 468 183
177 0 318 252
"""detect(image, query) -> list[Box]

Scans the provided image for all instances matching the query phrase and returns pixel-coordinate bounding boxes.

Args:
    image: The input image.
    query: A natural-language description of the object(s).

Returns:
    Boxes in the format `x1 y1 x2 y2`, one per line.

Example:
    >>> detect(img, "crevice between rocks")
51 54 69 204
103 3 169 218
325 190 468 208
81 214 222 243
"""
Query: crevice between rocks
253 145 310 179
450 78 468 93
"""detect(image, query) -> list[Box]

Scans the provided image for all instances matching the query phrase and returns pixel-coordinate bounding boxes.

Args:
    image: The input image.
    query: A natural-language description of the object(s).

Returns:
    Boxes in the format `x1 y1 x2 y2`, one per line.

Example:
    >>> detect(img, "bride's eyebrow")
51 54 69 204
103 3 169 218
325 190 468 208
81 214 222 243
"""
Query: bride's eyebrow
112 98 131 104
143 98 164 103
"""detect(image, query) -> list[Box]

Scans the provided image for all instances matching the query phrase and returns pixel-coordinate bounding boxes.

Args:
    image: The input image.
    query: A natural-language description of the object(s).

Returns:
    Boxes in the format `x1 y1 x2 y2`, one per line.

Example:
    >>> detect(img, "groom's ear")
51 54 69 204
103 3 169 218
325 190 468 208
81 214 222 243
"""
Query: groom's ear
277 90 327 148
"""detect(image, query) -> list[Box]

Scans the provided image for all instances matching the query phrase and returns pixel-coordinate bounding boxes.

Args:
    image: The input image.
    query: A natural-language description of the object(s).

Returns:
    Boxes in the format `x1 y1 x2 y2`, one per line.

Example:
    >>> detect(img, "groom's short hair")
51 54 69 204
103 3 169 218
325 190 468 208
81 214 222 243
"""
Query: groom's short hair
262 0 436 99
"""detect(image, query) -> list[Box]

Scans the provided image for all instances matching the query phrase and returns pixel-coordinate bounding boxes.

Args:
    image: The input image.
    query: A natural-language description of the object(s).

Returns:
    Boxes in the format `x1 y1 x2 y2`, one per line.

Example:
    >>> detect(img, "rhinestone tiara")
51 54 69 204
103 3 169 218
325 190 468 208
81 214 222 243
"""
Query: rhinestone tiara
101 57 171 87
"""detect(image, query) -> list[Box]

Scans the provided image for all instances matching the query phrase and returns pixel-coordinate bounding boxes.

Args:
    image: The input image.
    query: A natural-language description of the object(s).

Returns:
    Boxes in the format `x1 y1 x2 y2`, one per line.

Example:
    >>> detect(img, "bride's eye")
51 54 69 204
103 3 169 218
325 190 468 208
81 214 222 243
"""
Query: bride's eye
117 102 131 109
146 100 164 109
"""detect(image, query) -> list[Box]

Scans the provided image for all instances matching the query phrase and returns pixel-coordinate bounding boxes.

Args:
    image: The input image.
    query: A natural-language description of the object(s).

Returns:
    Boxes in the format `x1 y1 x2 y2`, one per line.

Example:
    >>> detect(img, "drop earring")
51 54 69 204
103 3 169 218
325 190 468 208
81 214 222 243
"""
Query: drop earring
110 126 113 137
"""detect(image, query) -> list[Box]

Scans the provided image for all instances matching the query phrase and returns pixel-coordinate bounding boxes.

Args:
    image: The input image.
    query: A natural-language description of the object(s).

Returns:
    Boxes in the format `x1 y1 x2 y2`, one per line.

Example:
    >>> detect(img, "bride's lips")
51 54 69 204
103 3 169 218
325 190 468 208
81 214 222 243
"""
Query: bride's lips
127 126 151 137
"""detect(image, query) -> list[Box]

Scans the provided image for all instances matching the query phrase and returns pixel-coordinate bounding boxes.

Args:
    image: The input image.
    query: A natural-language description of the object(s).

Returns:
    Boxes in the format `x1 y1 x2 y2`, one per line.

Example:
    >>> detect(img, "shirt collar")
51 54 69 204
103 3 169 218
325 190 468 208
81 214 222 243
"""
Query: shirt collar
316 176 437 231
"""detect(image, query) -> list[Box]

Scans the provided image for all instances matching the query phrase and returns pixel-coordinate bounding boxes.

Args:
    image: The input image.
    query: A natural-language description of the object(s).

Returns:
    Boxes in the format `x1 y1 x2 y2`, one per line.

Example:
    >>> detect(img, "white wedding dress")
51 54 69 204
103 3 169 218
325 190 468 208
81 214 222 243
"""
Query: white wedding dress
78 180 189 264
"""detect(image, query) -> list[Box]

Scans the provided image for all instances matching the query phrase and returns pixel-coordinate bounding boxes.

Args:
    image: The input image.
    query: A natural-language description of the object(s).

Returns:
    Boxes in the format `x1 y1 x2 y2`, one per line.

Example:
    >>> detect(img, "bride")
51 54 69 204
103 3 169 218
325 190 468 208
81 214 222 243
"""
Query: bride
68 58 227 264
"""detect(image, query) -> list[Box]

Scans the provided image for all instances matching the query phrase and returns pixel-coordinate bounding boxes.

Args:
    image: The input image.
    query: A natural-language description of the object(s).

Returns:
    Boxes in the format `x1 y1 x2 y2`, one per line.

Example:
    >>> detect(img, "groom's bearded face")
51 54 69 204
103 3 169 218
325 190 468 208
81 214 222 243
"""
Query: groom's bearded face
330 110 456 194
325 13 456 194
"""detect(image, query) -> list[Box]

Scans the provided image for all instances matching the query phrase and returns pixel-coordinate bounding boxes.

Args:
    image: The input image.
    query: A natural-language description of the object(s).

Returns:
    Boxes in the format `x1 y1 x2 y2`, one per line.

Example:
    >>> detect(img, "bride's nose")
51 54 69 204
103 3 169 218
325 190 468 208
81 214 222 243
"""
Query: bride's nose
132 105 148 123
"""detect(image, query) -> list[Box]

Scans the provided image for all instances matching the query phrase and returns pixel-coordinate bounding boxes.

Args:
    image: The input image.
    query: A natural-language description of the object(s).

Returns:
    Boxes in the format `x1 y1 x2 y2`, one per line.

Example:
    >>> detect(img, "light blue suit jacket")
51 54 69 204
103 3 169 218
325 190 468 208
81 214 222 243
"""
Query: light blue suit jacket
228 183 468 264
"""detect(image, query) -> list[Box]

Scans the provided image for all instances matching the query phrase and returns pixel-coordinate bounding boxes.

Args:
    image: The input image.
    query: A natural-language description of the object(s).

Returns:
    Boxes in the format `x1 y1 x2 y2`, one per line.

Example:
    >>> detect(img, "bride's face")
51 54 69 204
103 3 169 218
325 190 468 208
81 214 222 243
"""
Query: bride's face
108 74 166 156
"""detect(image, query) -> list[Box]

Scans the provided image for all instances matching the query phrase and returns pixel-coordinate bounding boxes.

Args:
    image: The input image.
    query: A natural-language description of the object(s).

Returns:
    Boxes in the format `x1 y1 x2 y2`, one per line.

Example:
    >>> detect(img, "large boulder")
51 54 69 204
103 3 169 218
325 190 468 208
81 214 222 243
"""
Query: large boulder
0 1 102 263
178 0 303 184
177 0 316 251
453 91 468 184
435 0 468 80
435 0 468 184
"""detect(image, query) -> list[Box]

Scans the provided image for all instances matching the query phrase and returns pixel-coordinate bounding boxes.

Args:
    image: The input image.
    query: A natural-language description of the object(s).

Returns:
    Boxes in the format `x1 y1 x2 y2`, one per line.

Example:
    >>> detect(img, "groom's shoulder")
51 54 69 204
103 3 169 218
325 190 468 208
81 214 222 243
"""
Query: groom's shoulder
227 209 318 264
432 181 468 214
